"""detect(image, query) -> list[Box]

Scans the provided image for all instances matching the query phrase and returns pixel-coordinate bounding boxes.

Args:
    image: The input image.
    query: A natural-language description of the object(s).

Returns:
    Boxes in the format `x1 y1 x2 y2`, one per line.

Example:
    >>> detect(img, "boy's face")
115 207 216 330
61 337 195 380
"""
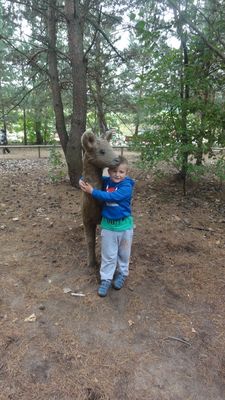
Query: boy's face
108 163 128 183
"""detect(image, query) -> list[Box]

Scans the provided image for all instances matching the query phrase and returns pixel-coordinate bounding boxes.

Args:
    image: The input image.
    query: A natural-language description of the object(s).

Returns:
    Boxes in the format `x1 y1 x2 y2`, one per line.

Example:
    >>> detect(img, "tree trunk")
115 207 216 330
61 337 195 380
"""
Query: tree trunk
172 3 190 195
92 34 108 134
195 135 203 166
196 107 207 166
90 85 108 134
0 80 7 132
23 107 27 145
35 120 43 144
47 1 68 154
180 34 189 185
64 0 87 186
47 0 87 187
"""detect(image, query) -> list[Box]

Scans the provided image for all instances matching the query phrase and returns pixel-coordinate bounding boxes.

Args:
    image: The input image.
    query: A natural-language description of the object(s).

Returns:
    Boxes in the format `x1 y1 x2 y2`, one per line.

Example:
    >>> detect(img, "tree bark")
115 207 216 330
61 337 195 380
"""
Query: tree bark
47 0 88 187
180 33 189 184
47 0 68 155
35 120 43 144
64 0 87 187
172 2 190 194
23 107 27 145
90 34 108 134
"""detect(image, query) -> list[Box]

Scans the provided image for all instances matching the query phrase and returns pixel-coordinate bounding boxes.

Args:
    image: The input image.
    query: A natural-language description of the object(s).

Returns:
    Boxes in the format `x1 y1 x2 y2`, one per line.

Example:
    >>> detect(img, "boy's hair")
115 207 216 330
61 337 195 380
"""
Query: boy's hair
117 155 128 167
108 156 129 172
108 156 128 171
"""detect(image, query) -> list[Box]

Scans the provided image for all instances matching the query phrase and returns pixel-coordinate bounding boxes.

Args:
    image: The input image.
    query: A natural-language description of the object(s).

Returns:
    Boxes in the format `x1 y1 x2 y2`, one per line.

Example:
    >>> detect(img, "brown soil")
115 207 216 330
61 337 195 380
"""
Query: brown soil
0 153 225 400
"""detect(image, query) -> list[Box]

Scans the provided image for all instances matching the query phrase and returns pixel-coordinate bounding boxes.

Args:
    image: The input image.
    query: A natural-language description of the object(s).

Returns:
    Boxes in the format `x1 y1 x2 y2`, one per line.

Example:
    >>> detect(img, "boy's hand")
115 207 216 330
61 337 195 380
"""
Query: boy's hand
79 179 84 188
79 180 93 194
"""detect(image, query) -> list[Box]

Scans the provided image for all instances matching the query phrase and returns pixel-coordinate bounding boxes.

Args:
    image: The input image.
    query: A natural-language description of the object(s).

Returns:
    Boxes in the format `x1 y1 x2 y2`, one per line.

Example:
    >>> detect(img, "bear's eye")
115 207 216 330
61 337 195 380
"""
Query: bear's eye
99 149 105 155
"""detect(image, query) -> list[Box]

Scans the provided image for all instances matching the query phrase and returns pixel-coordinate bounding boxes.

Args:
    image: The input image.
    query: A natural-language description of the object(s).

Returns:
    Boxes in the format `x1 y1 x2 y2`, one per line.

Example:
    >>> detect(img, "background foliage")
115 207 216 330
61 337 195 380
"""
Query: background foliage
0 0 225 187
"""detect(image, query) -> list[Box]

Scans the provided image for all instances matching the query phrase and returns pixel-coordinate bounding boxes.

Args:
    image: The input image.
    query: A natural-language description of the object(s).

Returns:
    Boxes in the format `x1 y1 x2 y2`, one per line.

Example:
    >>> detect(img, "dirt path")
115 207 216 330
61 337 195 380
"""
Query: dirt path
0 158 225 399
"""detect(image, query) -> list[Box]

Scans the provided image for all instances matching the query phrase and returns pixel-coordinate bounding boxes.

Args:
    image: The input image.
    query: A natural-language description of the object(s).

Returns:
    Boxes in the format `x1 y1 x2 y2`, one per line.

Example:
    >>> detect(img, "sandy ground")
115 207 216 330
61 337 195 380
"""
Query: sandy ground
0 150 225 400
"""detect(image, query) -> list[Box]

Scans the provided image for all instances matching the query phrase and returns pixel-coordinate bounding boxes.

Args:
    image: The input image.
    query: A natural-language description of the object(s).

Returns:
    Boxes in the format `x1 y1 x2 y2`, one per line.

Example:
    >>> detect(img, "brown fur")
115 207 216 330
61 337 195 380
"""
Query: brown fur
81 130 119 267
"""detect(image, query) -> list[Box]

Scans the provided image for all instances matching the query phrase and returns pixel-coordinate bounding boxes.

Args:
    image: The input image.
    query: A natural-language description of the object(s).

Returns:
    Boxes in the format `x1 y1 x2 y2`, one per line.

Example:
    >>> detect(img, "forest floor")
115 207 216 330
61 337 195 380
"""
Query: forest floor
0 149 225 400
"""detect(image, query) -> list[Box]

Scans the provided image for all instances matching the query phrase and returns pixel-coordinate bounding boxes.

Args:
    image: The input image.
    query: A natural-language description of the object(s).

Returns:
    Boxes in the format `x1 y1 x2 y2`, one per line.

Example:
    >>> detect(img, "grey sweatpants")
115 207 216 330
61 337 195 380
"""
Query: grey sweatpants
100 228 133 281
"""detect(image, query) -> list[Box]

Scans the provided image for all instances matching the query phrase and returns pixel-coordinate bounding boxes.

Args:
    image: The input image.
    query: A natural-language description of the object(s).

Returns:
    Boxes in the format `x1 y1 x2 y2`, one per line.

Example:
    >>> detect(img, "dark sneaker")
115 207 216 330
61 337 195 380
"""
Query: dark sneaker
113 273 126 290
98 280 112 297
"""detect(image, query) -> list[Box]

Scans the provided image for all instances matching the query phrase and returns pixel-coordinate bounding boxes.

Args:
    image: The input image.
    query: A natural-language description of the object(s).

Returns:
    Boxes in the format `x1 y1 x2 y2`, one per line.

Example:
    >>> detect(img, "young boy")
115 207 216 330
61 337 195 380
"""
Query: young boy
79 156 135 297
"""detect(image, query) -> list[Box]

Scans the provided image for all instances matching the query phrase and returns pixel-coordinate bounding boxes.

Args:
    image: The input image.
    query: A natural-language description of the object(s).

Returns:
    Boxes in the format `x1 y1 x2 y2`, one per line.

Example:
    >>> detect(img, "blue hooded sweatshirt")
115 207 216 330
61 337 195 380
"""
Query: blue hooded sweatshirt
91 176 135 221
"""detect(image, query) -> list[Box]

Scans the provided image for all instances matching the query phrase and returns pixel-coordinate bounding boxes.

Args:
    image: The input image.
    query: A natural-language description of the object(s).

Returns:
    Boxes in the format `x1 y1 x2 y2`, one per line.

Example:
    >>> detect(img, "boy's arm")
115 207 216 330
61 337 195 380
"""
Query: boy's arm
92 184 132 202
79 180 94 194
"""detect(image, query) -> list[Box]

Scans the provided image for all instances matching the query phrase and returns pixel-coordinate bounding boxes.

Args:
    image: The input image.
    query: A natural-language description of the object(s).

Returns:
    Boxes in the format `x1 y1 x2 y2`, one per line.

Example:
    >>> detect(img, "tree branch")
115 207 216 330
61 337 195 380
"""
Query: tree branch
0 80 48 120
0 34 50 76
167 0 225 63
87 16 126 62
84 7 102 58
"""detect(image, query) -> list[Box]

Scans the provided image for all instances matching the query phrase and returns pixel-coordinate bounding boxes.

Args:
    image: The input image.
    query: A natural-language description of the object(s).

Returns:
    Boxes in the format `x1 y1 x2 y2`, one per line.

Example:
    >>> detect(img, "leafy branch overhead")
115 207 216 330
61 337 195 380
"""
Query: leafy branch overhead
0 0 225 189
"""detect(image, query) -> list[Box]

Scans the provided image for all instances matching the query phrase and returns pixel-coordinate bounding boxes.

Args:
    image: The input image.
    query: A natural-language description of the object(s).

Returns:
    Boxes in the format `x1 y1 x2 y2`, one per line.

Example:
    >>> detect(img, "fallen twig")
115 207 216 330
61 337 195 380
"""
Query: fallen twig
71 292 85 297
186 225 215 232
164 336 191 346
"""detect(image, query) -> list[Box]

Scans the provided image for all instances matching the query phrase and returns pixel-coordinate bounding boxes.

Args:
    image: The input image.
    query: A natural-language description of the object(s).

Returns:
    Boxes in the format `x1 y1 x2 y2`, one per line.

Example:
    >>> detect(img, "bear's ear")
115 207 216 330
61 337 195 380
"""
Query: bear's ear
81 130 96 151
104 128 115 142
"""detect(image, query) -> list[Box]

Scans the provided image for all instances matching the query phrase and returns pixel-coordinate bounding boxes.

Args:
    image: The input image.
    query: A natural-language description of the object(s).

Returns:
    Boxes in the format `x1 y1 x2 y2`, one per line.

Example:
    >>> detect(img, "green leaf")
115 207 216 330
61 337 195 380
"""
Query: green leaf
129 12 136 21
135 21 146 32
